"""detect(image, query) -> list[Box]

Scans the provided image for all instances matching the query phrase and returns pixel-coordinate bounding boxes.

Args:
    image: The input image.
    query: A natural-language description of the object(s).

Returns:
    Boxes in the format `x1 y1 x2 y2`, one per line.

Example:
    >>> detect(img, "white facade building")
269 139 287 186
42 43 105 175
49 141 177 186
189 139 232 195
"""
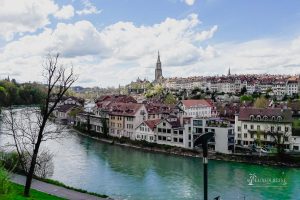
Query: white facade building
178 100 212 118
190 118 235 154
235 107 293 150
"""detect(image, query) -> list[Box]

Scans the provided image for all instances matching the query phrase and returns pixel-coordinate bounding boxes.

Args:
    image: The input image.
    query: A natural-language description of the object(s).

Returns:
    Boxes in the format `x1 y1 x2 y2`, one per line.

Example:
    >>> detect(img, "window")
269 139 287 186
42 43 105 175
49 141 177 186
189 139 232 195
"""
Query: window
167 129 171 134
285 127 289 132
179 138 183 143
244 124 247 129
238 134 241 138
250 125 254 130
163 122 166 126
264 134 267 140
193 120 203 126
256 115 261 121
238 126 241 131
158 136 162 140
244 133 247 138
173 138 178 142
271 126 274 132
278 126 281 131
257 125 260 131
158 128 162 132
194 128 202 134
250 115 254 120
179 130 183 135
271 116 276 121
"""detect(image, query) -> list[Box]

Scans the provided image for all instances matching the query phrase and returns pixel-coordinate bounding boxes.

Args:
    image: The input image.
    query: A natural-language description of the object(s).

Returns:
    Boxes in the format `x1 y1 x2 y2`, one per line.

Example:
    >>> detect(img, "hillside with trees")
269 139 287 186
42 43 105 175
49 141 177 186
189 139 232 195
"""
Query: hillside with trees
0 78 46 107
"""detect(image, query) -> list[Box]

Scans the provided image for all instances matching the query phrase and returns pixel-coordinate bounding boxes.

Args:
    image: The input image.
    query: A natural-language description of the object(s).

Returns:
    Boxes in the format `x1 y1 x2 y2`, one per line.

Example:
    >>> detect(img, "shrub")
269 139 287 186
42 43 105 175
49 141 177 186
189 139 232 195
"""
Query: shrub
0 166 11 195
0 151 20 172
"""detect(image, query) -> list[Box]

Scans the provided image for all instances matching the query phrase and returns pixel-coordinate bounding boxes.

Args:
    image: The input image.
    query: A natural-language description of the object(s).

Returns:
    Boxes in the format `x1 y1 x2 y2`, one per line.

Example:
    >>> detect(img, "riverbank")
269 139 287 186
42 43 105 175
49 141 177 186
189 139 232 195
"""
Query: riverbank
73 126 300 167
10 174 110 200
1 182 65 200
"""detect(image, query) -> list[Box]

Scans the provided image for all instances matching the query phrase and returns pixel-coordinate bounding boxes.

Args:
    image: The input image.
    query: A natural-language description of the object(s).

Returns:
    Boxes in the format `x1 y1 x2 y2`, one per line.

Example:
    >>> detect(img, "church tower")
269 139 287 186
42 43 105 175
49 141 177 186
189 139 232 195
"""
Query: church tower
228 67 231 76
155 51 163 82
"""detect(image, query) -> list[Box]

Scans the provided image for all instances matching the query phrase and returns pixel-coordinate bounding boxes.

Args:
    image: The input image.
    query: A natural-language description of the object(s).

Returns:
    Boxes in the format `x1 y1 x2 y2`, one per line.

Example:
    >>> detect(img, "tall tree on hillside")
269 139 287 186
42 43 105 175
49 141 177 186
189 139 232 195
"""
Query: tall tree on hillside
254 96 268 108
2 53 77 197
164 93 177 105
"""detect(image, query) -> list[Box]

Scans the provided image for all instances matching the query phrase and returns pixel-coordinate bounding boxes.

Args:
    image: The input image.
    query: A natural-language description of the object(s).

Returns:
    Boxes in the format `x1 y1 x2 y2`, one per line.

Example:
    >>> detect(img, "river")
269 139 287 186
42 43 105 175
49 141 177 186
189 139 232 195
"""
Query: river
1 129 300 200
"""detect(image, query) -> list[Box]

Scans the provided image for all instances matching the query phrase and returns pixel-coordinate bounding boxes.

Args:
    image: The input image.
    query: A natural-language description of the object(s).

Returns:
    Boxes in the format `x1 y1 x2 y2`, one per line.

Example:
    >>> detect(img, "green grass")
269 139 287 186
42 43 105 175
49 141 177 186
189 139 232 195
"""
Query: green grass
0 182 65 200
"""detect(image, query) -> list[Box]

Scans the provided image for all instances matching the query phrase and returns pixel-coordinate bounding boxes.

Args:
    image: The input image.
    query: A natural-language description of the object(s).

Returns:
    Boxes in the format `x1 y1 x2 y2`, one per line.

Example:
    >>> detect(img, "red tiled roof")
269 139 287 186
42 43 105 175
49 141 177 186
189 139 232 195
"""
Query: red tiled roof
108 102 144 117
181 99 212 108
239 107 293 123
96 95 137 104
144 119 161 130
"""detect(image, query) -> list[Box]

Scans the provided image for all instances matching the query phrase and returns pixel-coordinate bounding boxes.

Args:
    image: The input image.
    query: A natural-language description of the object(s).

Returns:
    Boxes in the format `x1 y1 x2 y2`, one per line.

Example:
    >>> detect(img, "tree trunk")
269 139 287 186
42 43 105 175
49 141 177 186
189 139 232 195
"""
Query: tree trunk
24 133 43 196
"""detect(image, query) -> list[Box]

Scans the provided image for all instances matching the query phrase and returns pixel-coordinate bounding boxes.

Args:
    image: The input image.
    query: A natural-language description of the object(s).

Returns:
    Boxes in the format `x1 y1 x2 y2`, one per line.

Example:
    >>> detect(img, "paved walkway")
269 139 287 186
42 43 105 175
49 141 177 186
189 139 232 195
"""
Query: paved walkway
11 174 111 200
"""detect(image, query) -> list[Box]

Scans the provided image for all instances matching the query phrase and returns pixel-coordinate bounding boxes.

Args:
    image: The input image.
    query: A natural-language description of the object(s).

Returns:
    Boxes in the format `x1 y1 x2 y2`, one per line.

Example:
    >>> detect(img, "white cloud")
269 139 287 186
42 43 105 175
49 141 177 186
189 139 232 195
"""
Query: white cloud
195 25 218 42
76 0 101 15
6 13 300 87
0 0 59 40
0 13 218 86
183 0 196 6
1 21 108 59
54 5 75 20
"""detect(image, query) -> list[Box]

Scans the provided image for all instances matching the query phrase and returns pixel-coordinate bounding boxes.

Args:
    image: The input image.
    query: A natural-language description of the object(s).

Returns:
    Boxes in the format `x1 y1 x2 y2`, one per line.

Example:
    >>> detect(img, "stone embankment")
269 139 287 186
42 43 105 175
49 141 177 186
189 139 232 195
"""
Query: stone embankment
73 128 300 168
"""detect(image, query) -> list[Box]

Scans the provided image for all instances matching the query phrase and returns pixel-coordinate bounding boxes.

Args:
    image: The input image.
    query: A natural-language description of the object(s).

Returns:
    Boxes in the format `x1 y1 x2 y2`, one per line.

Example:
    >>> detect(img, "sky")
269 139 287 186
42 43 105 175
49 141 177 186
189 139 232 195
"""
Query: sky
1 0 300 87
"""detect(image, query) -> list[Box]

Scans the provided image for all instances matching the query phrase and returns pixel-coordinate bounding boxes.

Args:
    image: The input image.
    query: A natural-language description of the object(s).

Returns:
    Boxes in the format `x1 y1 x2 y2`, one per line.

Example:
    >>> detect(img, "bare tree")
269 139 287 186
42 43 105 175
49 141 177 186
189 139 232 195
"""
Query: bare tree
265 124 291 156
1 53 77 196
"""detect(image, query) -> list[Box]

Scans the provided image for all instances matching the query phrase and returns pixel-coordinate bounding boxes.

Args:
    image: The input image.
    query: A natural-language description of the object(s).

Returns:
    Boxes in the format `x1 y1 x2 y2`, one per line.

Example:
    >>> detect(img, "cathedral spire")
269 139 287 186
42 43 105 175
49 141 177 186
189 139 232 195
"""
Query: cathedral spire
228 67 231 76
157 51 161 65
155 51 163 82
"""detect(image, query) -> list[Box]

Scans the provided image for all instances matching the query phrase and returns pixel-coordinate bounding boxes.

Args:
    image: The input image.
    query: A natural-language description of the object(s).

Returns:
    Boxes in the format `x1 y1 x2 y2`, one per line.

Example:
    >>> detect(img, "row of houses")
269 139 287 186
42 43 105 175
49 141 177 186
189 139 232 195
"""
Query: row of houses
163 74 300 96
71 95 300 154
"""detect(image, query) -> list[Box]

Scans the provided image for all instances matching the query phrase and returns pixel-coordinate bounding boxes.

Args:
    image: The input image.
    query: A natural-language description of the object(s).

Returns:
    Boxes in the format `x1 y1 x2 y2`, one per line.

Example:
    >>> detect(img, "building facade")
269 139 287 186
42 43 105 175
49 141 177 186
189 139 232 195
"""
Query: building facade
235 107 293 150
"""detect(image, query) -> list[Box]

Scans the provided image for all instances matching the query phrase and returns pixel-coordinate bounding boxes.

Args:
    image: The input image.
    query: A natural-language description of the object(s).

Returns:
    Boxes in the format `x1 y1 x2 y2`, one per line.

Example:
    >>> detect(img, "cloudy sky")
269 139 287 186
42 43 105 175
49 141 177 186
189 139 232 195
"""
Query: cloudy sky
1 0 300 87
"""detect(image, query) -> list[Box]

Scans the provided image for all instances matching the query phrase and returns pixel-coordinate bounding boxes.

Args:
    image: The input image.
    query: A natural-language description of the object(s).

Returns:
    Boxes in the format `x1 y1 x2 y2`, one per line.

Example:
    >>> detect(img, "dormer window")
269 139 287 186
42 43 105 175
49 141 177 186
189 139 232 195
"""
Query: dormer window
250 115 254 120
263 115 268 120
256 115 261 121
271 116 276 121
277 116 282 121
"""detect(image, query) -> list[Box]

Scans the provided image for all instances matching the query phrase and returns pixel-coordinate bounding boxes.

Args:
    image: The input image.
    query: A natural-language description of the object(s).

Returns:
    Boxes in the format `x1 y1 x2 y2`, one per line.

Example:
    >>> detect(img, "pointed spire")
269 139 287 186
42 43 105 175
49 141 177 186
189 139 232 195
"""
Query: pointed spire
157 50 161 64
228 67 231 76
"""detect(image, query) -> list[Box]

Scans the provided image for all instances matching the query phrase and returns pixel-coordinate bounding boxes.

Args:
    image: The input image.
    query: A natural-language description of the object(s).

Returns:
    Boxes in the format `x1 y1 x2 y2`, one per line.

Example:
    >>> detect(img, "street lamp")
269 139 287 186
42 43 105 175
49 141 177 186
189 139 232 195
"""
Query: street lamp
194 132 214 200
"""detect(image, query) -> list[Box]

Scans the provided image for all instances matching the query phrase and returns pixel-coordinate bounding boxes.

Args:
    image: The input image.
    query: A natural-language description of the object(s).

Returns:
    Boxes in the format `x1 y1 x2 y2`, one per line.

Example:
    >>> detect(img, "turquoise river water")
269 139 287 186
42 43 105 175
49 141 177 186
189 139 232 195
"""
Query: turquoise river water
1 130 300 200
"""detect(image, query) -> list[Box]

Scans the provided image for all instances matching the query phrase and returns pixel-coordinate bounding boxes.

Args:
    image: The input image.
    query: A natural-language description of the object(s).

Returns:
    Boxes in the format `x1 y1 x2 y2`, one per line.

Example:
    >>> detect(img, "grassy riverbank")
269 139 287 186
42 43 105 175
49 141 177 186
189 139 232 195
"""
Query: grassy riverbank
73 126 300 167
0 182 65 200
0 151 109 199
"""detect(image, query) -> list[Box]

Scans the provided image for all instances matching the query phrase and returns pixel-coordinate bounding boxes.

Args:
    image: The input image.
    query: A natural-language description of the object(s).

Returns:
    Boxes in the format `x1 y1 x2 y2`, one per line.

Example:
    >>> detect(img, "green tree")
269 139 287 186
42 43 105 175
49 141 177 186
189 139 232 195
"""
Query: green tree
0 86 7 106
240 95 253 102
164 93 177 105
254 96 268 108
241 86 247 95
